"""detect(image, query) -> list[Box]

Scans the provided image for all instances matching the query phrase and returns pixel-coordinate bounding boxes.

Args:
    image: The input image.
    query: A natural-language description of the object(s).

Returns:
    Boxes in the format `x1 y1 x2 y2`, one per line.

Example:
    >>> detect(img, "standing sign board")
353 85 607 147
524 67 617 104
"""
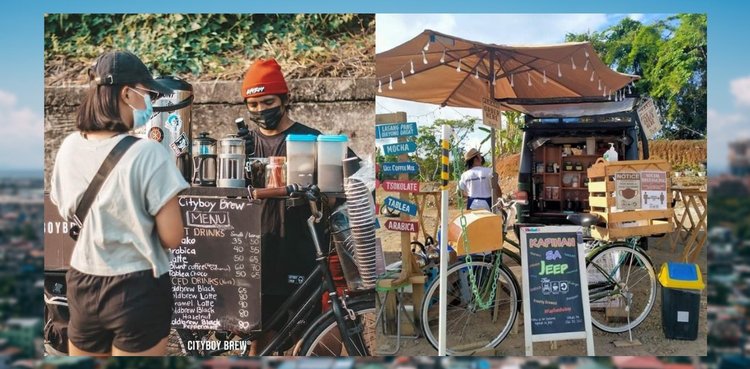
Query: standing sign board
637 98 663 139
520 225 594 355
482 97 502 129
171 190 262 333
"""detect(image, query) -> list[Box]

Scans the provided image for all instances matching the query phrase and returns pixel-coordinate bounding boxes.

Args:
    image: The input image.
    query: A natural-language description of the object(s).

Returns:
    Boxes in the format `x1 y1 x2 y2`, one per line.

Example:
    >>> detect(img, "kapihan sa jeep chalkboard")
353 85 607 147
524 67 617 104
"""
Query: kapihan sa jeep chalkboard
520 225 594 355
170 192 262 333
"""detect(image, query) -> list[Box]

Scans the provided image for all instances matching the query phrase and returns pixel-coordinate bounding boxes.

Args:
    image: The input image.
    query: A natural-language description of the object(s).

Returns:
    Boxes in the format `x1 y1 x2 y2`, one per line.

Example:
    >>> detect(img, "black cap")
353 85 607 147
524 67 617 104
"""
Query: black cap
90 50 173 96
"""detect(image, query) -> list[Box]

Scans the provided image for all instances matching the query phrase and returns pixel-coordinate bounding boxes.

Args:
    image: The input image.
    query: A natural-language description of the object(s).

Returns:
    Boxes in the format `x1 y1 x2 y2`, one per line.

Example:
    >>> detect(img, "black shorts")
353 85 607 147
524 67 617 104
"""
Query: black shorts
66 268 173 353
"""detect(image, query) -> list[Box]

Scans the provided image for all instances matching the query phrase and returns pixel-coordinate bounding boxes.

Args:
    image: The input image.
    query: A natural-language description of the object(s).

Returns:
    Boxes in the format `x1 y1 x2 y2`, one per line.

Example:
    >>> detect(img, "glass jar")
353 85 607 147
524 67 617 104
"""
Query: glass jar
266 156 287 188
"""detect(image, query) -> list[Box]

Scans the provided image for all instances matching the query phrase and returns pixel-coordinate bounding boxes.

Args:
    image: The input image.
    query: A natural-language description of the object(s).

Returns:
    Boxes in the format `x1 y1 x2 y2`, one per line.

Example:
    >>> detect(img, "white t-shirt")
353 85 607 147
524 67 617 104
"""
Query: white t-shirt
458 166 493 209
50 132 189 277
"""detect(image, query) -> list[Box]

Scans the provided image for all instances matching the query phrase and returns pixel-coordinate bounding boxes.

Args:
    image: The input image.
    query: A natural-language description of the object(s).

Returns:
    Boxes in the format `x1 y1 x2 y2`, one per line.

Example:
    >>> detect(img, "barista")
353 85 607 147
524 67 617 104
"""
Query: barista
238 58 357 351
458 148 500 210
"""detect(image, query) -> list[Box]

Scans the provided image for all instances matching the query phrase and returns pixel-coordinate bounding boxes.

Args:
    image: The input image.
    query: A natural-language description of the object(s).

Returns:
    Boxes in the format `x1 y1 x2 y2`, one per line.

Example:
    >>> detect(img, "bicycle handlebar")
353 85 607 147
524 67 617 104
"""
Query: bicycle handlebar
250 184 323 222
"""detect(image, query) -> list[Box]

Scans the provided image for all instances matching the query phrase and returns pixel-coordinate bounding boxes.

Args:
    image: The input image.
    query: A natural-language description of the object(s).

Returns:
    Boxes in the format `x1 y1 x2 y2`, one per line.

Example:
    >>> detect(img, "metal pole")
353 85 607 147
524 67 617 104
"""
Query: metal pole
438 124 452 356
489 50 499 206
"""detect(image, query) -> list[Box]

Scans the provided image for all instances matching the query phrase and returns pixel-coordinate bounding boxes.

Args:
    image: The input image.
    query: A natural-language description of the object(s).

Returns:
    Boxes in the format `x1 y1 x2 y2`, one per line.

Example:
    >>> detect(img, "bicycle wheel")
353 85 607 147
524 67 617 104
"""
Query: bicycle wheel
420 256 519 355
586 244 657 333
296 299 376 356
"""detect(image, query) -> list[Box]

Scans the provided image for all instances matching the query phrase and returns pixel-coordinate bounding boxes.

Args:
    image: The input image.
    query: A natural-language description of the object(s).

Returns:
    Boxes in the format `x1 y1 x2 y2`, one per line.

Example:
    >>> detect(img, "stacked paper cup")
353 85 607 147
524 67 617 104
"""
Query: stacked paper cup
344 172 377 289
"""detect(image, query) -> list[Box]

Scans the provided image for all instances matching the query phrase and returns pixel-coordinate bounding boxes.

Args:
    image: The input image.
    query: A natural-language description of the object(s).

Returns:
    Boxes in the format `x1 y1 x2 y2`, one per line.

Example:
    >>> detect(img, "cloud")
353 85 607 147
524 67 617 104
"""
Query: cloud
376 14 611 54
730 76 750 107
707 108 750 174
0 90 18 107
0 89 43 170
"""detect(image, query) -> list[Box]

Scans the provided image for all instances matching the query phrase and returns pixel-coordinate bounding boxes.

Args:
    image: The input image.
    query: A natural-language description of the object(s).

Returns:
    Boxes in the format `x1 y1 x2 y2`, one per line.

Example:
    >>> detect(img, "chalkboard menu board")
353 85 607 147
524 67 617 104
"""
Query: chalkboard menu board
520 225 594 355
170 189 262 333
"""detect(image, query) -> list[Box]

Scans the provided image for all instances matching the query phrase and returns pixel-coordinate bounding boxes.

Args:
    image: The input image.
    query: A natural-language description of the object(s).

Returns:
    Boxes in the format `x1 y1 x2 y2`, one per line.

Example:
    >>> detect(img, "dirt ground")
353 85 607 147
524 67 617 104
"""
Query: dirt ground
375 192 708 356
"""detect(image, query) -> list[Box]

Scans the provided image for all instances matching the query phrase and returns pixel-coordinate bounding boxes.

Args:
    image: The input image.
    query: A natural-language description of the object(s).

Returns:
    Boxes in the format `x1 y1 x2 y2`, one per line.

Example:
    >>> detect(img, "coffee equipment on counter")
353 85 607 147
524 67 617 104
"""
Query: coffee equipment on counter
317 135 348 192
192 132 217 187
246 158 269 188
137 76 194 182
266 156 287 188
217 135 246 188
286 134 317 187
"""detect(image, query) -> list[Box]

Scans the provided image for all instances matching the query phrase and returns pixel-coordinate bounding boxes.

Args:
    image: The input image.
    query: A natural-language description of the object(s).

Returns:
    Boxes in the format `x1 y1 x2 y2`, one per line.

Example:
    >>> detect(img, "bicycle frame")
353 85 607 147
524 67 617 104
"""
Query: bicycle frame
255 211 370 356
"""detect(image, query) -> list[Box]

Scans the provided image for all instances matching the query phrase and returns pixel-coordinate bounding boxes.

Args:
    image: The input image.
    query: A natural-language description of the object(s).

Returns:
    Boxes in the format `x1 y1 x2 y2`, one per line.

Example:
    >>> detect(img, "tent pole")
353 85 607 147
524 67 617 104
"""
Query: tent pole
489 50 499 205
438 124 452 356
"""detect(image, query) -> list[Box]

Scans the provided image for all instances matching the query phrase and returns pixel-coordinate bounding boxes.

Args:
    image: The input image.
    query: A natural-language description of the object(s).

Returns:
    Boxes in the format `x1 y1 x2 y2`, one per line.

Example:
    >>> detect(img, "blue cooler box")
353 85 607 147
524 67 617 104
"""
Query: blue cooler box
658 262 705 340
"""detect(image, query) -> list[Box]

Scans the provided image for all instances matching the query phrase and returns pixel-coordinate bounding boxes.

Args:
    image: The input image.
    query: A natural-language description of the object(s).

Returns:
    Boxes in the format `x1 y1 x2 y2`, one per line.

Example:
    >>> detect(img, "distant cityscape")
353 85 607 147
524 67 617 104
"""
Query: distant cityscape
0 175 44 368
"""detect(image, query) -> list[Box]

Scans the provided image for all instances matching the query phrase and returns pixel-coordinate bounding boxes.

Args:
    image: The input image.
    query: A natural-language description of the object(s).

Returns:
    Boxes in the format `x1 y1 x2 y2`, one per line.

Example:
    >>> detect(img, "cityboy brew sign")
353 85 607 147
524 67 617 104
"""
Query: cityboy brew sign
520 225 594 355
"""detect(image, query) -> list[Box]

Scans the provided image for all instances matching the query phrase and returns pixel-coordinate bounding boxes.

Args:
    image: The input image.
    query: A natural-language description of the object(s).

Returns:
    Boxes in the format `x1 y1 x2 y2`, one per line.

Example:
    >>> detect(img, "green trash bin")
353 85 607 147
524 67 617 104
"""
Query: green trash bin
658 262 705 340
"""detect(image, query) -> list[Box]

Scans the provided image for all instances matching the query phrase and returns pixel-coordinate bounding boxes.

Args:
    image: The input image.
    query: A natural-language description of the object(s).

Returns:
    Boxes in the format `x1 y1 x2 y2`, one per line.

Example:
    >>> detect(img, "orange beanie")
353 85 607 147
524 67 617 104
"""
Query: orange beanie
241 59 289 99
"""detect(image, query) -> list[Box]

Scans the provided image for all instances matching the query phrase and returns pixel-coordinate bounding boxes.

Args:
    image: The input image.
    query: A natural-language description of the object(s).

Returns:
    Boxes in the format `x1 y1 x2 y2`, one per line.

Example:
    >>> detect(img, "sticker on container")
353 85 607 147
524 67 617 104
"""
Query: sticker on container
288 274 305 285
170 132 189 156
165 113 183 135
677 311 690 323
148 126 164 142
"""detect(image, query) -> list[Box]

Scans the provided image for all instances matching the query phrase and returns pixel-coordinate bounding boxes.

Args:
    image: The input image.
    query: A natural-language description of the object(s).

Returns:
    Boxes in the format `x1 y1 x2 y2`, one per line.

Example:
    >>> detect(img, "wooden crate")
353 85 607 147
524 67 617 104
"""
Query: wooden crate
587 159 673 240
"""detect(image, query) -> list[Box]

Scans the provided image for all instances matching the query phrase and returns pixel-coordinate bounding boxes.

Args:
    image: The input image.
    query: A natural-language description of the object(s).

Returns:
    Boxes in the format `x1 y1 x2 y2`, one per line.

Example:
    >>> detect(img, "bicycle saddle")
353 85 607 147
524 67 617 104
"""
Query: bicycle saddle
566 213 603 227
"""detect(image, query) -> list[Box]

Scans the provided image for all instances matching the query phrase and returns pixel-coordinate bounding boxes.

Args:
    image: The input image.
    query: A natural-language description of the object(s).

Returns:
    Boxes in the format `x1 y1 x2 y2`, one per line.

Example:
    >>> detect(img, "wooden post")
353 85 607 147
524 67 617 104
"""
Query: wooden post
376 112 422 284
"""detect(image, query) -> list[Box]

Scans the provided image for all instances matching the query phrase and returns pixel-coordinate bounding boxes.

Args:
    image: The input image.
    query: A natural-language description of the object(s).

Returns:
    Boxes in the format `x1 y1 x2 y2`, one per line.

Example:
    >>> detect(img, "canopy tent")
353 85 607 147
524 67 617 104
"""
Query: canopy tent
376 29 640 115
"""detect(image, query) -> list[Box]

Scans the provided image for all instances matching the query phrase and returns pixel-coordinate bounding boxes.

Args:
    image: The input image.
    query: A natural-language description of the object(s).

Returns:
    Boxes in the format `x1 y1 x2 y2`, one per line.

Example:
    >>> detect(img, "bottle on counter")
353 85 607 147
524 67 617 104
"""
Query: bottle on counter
603 142 619 162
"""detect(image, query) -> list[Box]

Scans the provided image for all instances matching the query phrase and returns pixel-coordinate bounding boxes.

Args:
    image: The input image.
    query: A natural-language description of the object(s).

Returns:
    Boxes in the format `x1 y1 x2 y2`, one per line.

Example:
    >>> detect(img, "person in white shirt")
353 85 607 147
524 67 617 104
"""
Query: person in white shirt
458 148 500 210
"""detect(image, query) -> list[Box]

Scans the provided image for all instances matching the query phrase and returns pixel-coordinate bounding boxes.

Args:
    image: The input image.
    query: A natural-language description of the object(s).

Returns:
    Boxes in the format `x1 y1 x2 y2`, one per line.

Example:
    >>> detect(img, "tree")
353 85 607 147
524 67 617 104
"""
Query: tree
566 14 707 139
407 117 478 182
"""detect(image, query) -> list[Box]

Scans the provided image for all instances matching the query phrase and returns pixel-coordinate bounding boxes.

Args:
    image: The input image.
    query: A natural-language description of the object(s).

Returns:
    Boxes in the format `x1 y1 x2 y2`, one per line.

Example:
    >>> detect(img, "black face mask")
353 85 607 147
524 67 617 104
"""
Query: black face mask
248 106 284 130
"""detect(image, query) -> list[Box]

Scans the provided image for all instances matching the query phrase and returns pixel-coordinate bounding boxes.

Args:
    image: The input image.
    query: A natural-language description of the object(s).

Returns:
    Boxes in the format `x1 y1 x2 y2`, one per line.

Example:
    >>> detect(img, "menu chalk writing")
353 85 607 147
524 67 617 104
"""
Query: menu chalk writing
170 193 262 333
520 225 594 355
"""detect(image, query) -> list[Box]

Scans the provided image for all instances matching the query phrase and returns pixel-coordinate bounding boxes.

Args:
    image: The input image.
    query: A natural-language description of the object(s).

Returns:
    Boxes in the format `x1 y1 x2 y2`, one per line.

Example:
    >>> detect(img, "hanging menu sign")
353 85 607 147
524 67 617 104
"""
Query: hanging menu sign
171 192 262 333
520 225 594 355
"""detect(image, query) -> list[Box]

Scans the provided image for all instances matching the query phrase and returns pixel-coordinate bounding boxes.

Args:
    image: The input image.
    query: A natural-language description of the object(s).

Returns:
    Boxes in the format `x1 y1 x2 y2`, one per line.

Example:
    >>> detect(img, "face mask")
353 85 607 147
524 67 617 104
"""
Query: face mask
248 106 284 130
126 88 153 129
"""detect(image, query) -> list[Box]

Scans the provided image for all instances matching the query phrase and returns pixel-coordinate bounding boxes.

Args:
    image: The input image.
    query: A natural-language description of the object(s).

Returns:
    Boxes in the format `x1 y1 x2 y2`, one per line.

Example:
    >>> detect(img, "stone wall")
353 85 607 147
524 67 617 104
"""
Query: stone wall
44 77 375 190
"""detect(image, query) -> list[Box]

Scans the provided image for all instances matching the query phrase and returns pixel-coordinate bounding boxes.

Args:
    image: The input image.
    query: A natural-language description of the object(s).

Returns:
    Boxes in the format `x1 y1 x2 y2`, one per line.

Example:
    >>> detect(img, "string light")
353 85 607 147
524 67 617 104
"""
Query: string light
590 71 595 82
422 50 428 64
627 84 632 94
510 73 515 87
598 79 602 91
440 49 446 64
528 73 532 87
456 58 462 72
603 86 607 97
543 70 547 83
388 75 393 90
475 69 479 79
410 60 415 74
571 57 576 70
401 71 406 84
378 80 382 93
424 40 430 51
557 64 562 78
492 74 497 86
583 59 589 71
585 50 590 58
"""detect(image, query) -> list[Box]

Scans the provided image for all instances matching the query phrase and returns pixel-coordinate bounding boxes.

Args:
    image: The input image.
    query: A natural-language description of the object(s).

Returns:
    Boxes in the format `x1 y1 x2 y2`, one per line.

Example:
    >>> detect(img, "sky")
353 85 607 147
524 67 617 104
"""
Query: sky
0 1 745 174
